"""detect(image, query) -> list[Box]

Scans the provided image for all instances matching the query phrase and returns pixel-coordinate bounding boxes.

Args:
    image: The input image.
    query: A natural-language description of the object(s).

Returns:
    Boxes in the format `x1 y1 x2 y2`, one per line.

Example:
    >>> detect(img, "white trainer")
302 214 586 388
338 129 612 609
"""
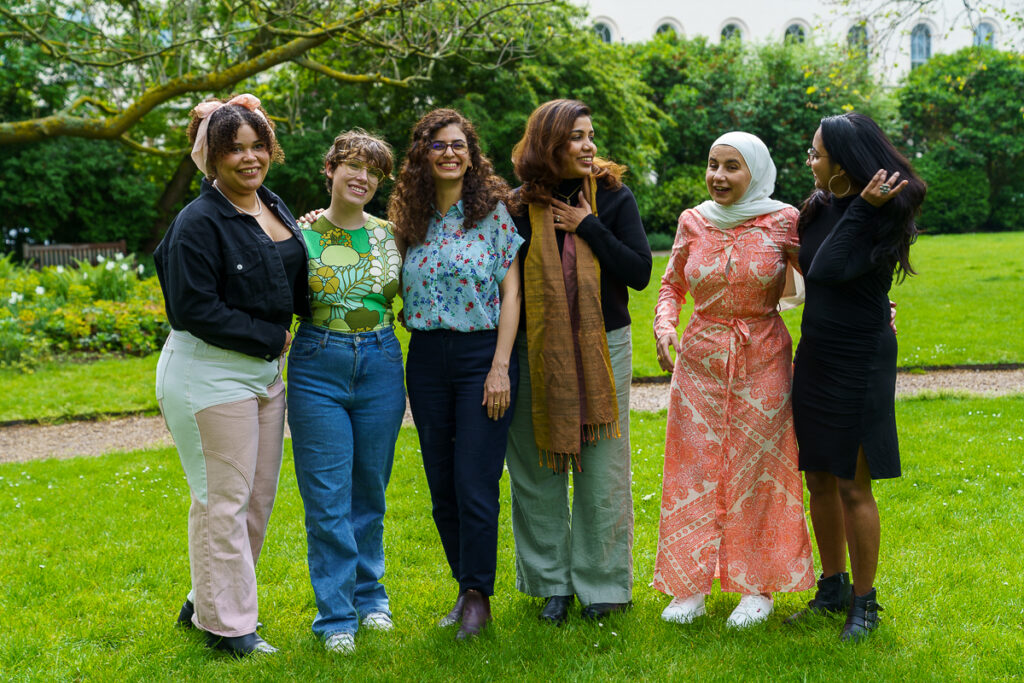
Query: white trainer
361 611 394 631
324 632 355 654
727 594 774 628
661 594 706 624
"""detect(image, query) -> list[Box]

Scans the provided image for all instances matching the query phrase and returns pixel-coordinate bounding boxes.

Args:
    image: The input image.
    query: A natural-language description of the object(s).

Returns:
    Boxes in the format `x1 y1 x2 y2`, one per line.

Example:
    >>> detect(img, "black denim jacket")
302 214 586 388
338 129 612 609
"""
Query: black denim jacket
154 180 311 361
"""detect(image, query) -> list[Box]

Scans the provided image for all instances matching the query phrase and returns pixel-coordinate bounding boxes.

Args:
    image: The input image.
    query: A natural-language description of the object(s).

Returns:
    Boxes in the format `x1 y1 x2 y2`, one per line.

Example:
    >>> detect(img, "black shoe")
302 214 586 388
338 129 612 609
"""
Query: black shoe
206 631 278 658
840 587 882 642
784 572 852 624
539 595 574 626
177 600 195 628
581 602 631 620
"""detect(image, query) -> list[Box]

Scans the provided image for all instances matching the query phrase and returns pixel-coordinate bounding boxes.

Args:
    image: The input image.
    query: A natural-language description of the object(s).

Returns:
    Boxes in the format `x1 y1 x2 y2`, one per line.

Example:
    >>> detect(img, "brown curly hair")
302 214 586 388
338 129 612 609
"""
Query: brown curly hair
387 108 509 249
509 99 625 213
322 128 394 193
186 95 283 178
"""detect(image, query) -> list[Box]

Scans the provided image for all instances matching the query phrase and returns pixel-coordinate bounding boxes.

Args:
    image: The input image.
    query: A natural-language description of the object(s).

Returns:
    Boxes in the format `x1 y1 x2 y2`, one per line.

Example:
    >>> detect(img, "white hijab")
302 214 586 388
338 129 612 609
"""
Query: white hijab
695 131 791 229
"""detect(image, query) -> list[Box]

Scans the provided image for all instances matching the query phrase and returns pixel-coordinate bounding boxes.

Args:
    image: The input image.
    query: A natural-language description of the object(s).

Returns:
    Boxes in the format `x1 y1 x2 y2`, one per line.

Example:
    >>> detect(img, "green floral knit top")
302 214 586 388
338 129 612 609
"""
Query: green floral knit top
300 213 402 332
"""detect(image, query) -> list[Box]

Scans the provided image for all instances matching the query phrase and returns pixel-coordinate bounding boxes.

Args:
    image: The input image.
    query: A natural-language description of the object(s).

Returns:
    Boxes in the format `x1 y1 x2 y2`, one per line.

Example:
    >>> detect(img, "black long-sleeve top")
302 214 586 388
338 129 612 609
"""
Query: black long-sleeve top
510 179 652 331
800 195 896 340
154 180 311 361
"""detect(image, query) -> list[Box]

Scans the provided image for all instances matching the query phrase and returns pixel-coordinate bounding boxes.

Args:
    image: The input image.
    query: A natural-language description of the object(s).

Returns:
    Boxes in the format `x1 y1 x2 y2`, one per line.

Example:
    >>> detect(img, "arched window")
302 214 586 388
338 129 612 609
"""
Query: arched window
910 24 931 68
974 21 996 47
785 24 806 44
847 24 868 56
657 23 677 37
593 22 612 44
721 23 742 42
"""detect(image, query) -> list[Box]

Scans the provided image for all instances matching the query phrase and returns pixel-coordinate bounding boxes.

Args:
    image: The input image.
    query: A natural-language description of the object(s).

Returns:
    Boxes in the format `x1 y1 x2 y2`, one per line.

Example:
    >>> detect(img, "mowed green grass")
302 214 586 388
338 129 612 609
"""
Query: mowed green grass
631 231 1024 377
1 396 1021 680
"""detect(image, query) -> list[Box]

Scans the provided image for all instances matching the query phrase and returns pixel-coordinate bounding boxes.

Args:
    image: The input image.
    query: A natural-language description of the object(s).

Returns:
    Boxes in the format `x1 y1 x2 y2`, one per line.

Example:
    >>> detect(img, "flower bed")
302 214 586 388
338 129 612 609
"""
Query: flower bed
0 253 169 370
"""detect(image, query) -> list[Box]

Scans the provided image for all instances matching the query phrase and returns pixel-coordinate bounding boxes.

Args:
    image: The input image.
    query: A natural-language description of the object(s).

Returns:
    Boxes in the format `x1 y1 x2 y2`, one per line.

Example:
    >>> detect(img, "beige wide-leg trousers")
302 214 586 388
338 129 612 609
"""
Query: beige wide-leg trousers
156 330 285 637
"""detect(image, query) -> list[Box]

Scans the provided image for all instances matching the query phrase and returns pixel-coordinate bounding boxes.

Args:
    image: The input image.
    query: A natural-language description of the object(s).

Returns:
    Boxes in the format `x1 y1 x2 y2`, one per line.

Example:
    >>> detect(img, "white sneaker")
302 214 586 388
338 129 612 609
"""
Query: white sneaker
324 632 355 654
661 594 706 624
727 594 774 628
361 611 394 631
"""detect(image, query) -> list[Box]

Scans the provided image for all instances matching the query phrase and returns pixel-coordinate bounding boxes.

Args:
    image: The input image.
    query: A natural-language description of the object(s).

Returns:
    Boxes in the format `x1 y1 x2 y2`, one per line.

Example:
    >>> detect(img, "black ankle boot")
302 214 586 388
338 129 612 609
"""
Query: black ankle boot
784 572 852 624
841 587 882 642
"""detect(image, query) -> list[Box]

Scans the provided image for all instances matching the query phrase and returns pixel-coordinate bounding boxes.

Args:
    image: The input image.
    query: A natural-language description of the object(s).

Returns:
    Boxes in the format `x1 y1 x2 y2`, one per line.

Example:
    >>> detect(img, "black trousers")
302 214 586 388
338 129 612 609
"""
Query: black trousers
406 329 519 595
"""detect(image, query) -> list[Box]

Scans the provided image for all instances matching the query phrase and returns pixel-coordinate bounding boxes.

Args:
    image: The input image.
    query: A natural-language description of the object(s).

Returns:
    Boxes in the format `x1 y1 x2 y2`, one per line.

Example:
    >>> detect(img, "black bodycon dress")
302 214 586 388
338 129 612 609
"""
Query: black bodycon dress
792 195 901 480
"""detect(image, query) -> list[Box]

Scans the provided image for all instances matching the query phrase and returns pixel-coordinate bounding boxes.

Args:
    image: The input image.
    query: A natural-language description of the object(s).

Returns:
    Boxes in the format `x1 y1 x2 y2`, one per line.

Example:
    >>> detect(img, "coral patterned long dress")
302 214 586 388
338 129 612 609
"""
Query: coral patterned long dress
652 206 814 597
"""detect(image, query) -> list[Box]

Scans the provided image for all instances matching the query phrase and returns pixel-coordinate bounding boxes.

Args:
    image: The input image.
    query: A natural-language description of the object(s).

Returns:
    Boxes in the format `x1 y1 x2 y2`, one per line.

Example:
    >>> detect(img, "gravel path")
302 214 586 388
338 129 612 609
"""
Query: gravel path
2 368 1021 464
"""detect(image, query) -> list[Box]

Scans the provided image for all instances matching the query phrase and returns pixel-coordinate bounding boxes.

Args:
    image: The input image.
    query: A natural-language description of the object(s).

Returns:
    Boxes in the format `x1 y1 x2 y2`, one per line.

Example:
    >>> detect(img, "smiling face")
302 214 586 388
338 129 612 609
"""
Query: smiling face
428 124 472 184
559 116 596 179
211 123 269 200
705 145 752 206
807 126 851 194
326 155 381 209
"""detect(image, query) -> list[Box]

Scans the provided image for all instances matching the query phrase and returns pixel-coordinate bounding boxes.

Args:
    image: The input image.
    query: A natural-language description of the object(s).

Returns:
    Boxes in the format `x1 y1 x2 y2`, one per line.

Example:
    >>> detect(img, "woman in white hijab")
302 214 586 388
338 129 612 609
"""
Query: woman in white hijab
651 132 814 628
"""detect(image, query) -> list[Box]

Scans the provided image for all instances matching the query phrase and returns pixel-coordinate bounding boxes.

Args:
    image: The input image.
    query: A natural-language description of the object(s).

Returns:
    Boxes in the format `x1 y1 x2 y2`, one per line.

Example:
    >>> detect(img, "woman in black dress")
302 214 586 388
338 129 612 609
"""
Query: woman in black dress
790 113 925 641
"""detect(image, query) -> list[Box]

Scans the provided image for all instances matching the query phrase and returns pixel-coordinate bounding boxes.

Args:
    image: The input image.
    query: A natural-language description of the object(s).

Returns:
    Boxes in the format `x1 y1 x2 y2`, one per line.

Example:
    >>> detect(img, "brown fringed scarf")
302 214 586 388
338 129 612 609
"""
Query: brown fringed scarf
525 174 619 472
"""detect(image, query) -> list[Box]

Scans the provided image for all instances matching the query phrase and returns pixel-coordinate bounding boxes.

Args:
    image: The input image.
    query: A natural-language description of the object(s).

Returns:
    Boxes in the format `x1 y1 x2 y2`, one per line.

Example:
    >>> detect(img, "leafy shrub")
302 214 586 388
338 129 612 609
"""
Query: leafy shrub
898 48 1024 230
0 252 168 369
639 165 708 236
914 150 990 234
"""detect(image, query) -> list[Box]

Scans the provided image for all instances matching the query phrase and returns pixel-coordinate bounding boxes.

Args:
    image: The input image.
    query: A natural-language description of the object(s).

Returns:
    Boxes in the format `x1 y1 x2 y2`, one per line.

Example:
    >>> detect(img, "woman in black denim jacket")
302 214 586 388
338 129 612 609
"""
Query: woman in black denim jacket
154 94 309 658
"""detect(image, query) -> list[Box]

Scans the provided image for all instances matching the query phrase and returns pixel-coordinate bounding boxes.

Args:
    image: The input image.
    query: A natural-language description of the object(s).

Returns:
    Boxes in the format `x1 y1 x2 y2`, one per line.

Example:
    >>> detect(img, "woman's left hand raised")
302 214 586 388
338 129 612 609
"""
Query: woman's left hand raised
482 365 511 421
551 191 593 233
861 169 908 207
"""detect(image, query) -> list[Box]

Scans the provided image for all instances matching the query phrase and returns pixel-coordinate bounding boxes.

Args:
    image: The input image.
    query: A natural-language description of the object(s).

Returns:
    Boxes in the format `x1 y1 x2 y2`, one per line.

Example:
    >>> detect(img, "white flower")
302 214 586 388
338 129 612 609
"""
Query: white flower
114 252 124 260
120 263 129 271
8 291 23 304
105 261 115 271
35 286 45 295
137 265 145 274
56 265 64 274
83 272 88 279
96 255 105 262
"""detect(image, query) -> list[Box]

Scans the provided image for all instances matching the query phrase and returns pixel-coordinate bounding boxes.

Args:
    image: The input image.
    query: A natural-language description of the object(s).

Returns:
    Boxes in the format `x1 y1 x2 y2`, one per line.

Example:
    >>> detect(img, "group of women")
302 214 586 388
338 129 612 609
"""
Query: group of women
154 92 923 658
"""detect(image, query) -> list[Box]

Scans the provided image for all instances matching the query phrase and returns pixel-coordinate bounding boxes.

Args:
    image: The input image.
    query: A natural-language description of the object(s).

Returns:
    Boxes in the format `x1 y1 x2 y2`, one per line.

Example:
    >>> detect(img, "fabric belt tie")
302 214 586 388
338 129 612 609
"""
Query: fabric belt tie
694 311 771 382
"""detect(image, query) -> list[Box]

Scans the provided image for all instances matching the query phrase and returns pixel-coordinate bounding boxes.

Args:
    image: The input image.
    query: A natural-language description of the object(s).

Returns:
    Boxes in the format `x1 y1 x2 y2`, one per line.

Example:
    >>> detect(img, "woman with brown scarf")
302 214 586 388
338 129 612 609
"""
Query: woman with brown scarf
505 99 652 624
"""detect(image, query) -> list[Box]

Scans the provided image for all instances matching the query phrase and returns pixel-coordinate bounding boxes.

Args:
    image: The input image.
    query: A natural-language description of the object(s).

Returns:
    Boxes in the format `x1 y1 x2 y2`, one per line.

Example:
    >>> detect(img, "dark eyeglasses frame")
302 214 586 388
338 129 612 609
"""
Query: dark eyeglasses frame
429 140 469 154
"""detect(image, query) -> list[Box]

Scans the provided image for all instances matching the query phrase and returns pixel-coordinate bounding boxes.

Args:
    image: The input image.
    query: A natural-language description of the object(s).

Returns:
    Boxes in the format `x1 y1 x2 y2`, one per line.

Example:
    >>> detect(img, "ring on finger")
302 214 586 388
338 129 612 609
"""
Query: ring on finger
880 183 891 194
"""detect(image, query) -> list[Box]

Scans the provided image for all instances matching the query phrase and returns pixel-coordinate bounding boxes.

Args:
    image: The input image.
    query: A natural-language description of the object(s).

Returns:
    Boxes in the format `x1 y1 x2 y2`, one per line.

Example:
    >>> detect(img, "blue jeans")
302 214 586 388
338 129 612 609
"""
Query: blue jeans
286 323 405 637
406 329 518 596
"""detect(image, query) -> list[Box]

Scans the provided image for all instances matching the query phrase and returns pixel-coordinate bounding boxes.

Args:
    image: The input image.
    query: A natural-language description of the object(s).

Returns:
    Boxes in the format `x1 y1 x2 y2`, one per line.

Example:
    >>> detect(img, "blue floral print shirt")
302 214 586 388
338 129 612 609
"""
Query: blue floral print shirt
403 200 523 332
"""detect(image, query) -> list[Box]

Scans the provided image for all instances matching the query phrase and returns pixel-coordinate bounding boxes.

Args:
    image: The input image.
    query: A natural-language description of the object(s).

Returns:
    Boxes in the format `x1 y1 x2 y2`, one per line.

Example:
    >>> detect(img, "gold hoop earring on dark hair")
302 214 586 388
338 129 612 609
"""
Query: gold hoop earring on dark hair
828 174 851 197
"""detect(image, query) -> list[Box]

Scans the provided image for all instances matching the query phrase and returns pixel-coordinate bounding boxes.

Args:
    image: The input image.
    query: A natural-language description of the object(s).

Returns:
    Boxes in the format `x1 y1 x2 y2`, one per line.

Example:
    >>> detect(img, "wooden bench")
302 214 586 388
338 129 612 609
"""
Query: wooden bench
22 240 127 268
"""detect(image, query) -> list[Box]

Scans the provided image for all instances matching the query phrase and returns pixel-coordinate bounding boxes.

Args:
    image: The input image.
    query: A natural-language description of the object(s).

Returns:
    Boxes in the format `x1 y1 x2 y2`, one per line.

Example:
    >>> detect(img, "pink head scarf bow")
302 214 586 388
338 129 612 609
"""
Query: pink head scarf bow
189 93 270 177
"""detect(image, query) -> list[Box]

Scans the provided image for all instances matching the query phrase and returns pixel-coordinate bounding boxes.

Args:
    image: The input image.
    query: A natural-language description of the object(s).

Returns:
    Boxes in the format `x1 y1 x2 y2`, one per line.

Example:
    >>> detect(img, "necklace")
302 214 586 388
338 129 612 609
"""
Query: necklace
214 181 263 217
553 182 583 204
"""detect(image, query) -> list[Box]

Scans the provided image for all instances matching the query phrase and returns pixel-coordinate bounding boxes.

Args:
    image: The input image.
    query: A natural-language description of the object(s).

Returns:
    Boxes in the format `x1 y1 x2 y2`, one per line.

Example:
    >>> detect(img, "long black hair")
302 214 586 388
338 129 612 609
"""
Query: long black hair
799 113 925 282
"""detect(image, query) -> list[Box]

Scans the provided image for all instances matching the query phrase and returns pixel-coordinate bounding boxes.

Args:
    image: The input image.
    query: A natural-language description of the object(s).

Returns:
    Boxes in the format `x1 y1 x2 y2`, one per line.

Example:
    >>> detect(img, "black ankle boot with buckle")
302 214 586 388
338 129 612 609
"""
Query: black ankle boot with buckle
841 587 882 642
785 571 852 624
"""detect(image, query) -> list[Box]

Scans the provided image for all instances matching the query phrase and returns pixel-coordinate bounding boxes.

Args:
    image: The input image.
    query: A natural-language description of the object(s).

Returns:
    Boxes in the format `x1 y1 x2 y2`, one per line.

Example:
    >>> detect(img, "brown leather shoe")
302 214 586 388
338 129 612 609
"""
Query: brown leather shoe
455 589 491 640
438 590 467 627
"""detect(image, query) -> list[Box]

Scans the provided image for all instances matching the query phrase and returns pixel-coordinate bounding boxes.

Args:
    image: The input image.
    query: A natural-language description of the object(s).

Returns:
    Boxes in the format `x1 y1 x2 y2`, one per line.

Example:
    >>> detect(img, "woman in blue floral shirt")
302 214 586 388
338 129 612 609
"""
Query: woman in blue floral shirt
388 108 523 641
287 130 405 655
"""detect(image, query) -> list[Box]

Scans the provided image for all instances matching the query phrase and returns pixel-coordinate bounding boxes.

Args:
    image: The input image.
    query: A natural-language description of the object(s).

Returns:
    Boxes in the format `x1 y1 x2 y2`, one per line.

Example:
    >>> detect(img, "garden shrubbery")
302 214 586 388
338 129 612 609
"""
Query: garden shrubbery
0 253 168 369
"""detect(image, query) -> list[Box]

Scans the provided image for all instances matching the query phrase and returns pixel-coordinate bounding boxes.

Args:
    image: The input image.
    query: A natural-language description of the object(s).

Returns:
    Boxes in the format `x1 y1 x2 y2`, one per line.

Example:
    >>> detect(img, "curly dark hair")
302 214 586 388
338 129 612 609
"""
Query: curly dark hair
509 99 625 213
186 95 283 178
798 112 925 282
322 128 394 193
387 108 509 249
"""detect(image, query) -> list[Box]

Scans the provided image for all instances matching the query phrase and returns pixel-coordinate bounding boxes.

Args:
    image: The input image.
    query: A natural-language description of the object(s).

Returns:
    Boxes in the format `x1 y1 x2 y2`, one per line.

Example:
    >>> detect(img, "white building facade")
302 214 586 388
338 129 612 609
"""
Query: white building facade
577 0 1021 83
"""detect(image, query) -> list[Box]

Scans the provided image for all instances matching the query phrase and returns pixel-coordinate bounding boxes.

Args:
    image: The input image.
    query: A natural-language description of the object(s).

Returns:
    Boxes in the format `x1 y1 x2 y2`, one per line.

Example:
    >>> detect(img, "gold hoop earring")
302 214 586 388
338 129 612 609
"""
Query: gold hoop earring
828 174 851 197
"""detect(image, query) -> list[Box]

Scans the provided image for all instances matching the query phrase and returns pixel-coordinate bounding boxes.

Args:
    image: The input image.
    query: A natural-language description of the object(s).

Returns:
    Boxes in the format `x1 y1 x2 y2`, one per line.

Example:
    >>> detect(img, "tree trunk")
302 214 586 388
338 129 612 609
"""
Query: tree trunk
143 154 198 254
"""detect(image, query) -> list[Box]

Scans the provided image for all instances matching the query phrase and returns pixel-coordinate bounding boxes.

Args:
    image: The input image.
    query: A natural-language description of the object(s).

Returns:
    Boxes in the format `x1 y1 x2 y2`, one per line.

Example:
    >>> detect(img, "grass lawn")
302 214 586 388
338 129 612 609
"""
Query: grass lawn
1 396 1021 680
